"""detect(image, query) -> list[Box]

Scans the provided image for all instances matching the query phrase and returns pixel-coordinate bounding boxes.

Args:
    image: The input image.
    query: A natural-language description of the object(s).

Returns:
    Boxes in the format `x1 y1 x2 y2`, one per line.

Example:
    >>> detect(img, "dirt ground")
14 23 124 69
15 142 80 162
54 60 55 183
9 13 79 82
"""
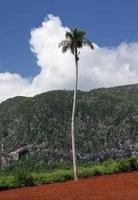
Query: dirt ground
0 171 138 200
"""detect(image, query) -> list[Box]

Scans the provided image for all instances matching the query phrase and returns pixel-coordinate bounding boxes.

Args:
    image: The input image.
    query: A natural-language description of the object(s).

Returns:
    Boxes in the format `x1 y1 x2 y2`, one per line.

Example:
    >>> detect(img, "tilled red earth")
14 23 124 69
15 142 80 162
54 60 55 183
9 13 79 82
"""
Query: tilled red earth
0 171 138 200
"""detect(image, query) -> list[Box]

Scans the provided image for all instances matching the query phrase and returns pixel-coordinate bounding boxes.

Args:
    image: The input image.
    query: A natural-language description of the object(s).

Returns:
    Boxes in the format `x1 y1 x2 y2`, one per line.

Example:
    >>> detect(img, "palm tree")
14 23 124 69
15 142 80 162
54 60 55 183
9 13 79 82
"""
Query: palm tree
59 28 94 180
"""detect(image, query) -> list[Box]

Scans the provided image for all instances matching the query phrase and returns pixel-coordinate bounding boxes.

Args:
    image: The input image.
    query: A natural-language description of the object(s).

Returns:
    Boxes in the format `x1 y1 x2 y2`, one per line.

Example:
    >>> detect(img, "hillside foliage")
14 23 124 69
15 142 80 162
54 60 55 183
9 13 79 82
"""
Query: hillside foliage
0 84 138 165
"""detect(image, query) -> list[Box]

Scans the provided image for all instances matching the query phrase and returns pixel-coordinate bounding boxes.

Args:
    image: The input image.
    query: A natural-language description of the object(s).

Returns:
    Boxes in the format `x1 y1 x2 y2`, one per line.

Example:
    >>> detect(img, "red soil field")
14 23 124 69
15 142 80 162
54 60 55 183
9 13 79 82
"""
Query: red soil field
0 171 138 200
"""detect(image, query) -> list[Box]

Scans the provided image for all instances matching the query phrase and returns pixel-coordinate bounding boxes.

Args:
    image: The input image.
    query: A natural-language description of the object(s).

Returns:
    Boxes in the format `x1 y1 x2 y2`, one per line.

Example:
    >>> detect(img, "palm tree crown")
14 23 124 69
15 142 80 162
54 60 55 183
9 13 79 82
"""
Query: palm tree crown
59 28 94 56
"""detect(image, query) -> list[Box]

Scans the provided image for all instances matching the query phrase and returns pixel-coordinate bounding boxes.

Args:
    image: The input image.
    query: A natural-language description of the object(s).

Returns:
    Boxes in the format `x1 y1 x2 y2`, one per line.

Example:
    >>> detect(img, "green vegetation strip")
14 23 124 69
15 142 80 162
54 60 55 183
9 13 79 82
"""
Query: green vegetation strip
0 157 138 190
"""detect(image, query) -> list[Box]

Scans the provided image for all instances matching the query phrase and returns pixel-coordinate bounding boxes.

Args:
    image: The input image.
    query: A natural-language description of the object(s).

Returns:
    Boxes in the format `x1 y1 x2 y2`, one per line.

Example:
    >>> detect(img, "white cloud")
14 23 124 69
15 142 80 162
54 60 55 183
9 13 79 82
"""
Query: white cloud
0 14 138 103
0 72 30 102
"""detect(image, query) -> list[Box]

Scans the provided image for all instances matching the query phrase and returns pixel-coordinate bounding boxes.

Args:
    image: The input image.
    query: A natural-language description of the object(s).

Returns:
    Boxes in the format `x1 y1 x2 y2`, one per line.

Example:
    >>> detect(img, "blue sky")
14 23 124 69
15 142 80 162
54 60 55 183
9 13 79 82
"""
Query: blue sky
0 0 138 77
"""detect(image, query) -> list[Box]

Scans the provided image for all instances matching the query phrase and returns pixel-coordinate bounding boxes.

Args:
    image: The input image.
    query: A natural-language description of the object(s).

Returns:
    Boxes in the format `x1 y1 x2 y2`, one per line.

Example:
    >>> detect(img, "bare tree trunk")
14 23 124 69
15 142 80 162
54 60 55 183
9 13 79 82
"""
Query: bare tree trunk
71 49 79 181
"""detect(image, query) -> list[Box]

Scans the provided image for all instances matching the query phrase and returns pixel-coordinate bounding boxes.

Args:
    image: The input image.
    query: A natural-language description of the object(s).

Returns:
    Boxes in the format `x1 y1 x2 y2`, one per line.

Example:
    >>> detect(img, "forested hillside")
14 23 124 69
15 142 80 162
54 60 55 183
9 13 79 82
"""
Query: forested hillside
0 84 138 166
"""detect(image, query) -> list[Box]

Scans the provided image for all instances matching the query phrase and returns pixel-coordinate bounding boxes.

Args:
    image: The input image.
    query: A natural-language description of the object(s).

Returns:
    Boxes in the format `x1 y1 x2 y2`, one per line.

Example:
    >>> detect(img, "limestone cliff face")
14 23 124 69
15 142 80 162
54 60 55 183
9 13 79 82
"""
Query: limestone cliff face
0 84 138 165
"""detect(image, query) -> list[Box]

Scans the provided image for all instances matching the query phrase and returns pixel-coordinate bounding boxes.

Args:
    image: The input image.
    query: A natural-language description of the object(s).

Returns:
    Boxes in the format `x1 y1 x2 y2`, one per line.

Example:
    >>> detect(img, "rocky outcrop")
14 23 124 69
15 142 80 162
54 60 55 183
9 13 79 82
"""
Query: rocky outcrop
2 142 48 167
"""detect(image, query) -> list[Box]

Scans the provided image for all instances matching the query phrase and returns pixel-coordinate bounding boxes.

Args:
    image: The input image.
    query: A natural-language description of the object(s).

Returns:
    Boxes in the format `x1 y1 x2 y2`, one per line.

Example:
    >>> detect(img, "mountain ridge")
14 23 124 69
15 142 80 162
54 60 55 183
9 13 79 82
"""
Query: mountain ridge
0 83 138 166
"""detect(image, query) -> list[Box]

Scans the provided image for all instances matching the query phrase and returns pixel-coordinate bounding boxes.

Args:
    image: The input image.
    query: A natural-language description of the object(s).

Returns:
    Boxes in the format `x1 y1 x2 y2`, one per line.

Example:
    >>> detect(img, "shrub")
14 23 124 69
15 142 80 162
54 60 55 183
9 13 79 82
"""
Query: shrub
92 165 105 176
129 157 138 170
118 159 131 172
15 171 34 187
78 167 94 178
0 176 16 191
32 169 72 185
104 159 120 174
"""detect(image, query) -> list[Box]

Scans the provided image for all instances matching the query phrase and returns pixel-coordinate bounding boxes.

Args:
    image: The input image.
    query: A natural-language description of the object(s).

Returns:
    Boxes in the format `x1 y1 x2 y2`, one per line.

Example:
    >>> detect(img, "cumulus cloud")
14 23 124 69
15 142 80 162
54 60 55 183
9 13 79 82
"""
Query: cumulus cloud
0 72 30 102
0 14 138 103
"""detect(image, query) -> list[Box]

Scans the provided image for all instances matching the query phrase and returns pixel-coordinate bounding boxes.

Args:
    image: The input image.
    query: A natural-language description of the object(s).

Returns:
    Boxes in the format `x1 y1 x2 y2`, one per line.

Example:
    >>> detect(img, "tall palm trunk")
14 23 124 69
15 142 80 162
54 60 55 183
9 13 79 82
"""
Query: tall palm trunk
71 49 78 181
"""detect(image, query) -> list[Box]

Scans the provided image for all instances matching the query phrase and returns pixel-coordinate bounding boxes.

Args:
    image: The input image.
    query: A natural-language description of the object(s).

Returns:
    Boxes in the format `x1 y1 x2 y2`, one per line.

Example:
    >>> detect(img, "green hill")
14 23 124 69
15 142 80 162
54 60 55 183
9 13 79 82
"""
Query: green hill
0 83 138 166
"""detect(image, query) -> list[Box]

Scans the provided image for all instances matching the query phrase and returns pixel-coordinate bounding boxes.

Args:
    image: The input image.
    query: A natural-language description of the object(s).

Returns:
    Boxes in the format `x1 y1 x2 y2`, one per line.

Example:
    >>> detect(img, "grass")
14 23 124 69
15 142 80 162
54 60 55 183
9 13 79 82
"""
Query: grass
0 157 138 191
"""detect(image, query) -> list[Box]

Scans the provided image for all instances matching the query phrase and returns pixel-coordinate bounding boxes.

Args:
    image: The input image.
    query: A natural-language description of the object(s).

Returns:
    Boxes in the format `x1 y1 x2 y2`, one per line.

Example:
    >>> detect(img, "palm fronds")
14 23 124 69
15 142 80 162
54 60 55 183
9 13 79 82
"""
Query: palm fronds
59 28 94 55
